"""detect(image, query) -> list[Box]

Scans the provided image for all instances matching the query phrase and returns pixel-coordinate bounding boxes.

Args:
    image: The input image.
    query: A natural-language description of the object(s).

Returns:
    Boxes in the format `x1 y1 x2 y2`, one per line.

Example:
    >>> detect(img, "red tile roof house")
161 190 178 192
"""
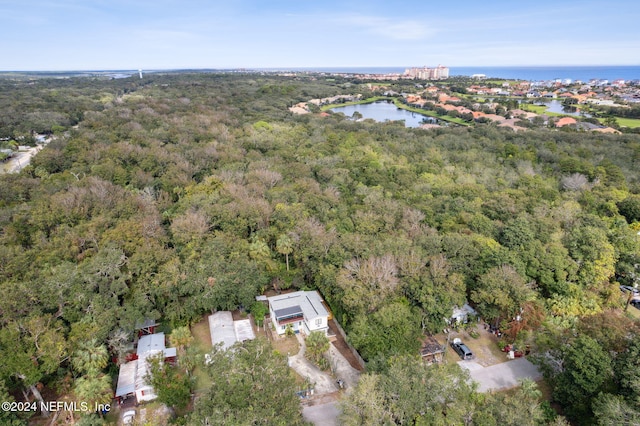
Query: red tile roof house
555 117 577 128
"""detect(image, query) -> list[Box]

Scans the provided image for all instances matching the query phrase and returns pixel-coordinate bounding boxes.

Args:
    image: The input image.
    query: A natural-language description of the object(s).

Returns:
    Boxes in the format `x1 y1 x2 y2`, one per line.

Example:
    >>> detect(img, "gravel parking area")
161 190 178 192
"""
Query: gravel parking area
459 357 542 392
302 400 339 426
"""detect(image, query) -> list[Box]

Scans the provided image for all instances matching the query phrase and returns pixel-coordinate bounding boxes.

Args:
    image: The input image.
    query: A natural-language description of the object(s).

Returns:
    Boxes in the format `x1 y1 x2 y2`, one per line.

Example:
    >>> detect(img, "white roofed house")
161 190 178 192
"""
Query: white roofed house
114 332 176 405
268 291 329 336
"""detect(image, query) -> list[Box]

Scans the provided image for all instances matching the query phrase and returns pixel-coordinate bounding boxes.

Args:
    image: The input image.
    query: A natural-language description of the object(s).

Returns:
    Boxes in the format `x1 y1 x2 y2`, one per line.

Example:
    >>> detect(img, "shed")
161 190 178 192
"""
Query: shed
137 333 172 358
134 318 158 336
451 303 478 325
208 311 256 351
420 336 445 364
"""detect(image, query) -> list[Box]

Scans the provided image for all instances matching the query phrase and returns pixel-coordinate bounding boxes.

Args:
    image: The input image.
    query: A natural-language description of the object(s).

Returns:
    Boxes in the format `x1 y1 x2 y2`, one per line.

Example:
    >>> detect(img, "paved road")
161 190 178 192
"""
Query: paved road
458 357 542 392
1 146 43 173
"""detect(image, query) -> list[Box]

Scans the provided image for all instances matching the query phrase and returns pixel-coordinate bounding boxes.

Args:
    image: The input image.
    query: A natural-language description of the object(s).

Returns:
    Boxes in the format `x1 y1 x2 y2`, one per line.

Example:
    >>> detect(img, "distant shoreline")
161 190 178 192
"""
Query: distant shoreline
1 65 639 82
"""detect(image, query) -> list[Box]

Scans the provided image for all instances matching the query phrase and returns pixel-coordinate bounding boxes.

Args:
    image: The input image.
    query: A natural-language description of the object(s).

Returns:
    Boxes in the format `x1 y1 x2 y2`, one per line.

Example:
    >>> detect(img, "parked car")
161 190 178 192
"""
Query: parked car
630 299 640 310
620 285 639 296
451 338 473 360
122 410 136 425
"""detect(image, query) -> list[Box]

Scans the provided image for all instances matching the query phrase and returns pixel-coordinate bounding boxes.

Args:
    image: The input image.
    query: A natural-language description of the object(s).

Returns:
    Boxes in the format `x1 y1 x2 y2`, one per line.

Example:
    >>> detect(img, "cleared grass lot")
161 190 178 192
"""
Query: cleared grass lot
616 117 640 128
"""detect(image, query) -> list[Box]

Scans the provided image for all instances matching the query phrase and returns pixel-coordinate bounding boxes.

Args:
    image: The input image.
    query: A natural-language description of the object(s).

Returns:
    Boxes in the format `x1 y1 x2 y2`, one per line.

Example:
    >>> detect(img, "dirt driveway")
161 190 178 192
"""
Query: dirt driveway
302 399 339 426
289 334 338 394
289 333 361 395
328 343 360 390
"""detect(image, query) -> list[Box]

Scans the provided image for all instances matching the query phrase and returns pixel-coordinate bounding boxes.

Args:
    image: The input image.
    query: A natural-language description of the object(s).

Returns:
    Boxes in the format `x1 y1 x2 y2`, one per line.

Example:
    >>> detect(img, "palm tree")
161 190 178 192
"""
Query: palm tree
249 238 271 261
276 234 293 271
305 331 330 366
169 326 193 356
72 339 108 376
74 373 112 415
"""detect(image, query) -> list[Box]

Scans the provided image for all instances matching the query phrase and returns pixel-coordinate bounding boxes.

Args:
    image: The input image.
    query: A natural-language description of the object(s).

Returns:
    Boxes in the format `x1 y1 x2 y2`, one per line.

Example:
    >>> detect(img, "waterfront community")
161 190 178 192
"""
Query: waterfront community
288 66 640 132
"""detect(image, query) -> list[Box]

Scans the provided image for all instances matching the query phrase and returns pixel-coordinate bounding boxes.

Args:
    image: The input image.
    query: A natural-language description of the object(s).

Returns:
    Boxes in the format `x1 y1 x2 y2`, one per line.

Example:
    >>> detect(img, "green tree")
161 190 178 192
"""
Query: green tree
592 393 640 426
404 254 466 333
474 379 546 425
500 216 536 249
305 331 330 368
471 265 535 325
618 195 640 224
564 225 616 288
616 339 640 399
603 116 619 128
340 374 393 426
74 373 112 416
189 338 305 425
146 354 193 411
341 356 482 425
553 335 613 420
349 301 422 362
248 237 271 261
336 255 400 314
0 380 26 425
0 322 66 417
250 301 269 327
169 326 193 357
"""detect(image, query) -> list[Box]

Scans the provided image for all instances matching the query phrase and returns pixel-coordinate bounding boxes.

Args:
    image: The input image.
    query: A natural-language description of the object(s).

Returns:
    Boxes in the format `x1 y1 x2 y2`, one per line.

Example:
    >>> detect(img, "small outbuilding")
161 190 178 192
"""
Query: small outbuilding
134 318 158 336
451 303 478 325
420 336 445 364
208 311 256 351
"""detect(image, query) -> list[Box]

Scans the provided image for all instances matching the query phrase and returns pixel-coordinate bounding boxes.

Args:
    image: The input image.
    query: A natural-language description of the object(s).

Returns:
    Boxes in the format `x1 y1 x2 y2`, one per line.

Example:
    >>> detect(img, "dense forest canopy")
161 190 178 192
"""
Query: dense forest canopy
1 72 640 424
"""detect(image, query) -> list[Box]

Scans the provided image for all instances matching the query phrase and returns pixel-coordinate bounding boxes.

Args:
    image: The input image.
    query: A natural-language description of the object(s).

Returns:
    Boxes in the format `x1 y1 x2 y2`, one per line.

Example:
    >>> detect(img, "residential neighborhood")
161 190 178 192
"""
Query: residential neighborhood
289 71 640 134
3 69 640 426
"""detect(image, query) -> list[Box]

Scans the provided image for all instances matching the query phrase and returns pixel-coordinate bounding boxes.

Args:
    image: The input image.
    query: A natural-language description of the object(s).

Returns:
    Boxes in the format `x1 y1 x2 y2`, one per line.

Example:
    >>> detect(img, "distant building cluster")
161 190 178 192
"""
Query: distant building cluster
404 65 450 80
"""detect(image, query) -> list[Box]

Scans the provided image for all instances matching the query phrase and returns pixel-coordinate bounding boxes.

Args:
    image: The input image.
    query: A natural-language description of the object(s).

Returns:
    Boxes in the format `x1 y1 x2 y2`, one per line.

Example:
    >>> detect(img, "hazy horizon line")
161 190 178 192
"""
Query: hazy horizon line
1 64 640 73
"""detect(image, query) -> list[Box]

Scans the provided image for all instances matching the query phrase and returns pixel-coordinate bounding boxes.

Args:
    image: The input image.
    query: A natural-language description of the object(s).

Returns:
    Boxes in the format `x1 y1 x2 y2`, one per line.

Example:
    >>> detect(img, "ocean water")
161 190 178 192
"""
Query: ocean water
450 66 640 82
292 66 640 82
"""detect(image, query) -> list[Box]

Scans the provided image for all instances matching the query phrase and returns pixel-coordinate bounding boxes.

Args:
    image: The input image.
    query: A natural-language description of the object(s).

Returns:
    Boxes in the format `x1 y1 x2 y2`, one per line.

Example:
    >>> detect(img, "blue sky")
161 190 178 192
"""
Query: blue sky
1 0 639 70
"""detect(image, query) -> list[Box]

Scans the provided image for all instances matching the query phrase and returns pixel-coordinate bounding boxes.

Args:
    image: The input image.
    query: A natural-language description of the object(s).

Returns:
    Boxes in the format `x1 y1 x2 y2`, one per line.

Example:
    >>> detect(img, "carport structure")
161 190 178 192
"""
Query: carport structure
208 311 256 351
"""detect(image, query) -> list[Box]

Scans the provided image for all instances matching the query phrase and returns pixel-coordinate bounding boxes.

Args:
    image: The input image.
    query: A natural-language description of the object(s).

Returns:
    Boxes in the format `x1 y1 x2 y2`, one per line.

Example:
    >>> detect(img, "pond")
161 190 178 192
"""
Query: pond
330 101 437 128
534 100 592 117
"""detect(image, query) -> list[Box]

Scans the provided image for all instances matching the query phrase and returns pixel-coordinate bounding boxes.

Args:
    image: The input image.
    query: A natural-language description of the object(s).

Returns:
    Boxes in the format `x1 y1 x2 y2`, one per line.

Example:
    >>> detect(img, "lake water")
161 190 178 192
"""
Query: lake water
330 101 436 128
535 99 592 117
